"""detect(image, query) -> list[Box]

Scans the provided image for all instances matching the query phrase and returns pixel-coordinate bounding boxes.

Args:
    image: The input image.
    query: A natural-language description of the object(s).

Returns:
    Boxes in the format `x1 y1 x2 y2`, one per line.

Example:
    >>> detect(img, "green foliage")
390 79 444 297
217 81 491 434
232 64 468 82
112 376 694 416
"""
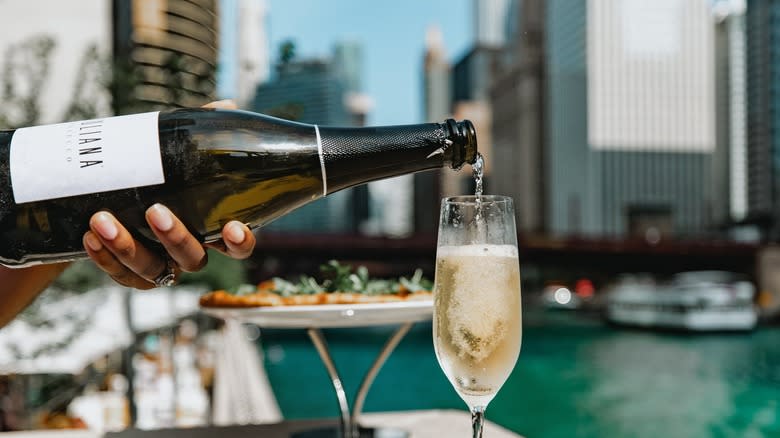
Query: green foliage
177 249 248 291
61 44 107 121
108 57 149 115
0 35 56 129
12 284 105 360
254 260 432 296
319 260 432 294
279 39 297 64
52 260 109 293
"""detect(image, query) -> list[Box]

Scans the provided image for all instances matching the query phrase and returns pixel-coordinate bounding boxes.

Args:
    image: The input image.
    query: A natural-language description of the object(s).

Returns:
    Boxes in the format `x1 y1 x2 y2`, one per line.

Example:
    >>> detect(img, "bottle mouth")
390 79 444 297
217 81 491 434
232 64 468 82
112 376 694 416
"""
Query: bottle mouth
445 119 479 168
462 120 478 165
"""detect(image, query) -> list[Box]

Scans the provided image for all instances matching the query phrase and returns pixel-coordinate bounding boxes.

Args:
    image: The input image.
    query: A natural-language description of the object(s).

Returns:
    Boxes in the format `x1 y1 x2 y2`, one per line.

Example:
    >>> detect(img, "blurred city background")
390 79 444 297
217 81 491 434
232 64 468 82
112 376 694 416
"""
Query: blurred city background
1 0 780 437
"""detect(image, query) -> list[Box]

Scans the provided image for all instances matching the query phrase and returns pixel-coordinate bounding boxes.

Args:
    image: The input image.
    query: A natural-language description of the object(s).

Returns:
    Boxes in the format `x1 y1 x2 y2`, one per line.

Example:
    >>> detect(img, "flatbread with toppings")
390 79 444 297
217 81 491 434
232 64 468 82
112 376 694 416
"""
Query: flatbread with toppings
200 260 432 308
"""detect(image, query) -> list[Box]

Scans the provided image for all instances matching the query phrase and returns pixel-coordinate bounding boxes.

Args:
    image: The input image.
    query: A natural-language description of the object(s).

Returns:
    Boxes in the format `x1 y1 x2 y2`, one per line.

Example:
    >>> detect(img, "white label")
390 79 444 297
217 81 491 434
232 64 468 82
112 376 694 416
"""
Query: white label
10 112 164 203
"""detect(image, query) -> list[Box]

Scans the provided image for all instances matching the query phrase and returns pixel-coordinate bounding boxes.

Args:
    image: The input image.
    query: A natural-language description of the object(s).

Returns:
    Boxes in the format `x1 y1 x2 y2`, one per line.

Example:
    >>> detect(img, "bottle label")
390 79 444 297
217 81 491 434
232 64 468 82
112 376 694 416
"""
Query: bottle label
10 112 164 204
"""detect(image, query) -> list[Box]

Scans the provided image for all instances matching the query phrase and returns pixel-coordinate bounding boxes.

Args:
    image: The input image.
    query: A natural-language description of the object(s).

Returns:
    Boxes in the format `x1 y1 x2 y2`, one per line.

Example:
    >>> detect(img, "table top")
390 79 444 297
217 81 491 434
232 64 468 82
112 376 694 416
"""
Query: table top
201 300 433 329
2 409 522 438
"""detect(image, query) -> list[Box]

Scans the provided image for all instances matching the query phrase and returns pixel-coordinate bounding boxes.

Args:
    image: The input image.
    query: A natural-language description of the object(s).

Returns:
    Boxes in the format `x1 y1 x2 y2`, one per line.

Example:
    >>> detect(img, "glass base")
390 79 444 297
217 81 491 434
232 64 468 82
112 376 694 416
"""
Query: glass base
292 426 409 438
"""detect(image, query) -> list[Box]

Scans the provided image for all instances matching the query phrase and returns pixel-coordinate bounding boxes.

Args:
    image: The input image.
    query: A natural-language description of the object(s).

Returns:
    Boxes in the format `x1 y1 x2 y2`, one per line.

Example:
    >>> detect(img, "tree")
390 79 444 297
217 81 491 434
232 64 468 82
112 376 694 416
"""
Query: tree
0 36 56 129
61 44 109 121
279 39 296 65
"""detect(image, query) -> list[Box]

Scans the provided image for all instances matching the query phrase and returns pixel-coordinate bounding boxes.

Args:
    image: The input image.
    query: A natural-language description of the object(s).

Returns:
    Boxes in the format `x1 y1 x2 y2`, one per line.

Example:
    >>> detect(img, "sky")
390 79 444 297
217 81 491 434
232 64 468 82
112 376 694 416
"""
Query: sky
220 0 472 125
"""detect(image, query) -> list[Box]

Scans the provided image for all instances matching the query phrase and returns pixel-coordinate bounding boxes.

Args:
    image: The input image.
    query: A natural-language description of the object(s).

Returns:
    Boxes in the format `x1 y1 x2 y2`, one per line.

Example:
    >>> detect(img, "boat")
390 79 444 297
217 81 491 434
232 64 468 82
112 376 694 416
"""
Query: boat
605 271 758 332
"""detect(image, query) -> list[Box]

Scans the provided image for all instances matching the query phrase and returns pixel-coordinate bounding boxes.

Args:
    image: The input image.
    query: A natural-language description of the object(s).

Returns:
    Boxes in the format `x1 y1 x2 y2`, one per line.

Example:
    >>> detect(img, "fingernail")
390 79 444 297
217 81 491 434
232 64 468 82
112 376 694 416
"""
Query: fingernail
226 221 246 244
92 212 118 240
148 204 174 232
84 233 102 251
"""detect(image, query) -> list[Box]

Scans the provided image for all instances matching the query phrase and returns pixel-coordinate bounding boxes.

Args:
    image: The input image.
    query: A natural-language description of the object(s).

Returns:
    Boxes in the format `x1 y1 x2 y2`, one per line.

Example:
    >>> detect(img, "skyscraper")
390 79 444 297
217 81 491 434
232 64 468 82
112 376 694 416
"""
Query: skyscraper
474 0 511 48
493 0 719 239
713 0 748 228
545 0 587 236
252 58 351 126
232 0 271 106
216 0 269 104
416 26 451 233
451 0 508 204
422 26 451 123
585 0 716 239
746 0 780 237
490 0 547 234
113 0 219 113
250 42 371 233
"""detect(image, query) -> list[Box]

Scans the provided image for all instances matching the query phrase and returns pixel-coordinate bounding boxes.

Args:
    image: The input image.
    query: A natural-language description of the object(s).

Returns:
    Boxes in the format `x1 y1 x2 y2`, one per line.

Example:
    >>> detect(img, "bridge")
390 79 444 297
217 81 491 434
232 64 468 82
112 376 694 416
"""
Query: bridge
249 232 759 280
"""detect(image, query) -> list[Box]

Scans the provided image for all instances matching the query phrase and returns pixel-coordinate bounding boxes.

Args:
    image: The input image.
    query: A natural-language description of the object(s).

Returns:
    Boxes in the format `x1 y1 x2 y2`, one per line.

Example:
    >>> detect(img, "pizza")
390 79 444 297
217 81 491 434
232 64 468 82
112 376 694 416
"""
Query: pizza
199 260 433 308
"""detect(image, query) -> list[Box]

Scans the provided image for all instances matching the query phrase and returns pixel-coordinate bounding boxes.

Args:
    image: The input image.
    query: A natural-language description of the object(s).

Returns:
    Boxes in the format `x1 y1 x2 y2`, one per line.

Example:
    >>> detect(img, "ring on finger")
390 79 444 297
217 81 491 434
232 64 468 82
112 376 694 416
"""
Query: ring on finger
153 257 177 287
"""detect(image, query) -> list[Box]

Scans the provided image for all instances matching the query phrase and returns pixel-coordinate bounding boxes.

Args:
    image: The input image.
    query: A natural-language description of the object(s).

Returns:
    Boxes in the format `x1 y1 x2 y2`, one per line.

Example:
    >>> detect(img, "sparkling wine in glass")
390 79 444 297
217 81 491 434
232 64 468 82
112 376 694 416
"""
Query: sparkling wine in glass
433 195 522 437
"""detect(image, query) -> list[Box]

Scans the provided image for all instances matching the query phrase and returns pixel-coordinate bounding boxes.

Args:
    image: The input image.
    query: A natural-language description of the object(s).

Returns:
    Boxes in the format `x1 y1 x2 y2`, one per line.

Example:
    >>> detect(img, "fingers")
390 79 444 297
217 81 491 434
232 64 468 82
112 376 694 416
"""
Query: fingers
145 204 208 272
202 99 237 110
221 221 256 259
84 214 162 290
84 204 253 289
204 221 256 259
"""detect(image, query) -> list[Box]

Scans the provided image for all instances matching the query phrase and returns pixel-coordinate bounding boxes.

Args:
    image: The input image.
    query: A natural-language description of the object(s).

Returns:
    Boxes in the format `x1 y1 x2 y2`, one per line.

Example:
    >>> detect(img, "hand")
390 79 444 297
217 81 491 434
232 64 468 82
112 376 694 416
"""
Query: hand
82 100 256 290
83 206 255 290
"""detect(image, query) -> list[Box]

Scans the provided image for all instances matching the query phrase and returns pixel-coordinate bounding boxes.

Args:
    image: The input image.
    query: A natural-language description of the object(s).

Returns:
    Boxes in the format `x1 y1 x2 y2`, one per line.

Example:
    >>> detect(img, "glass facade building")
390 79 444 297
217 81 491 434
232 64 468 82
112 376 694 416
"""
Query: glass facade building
746 0 780 233
113 0 219 112
250 43 369 233
539 0 718 239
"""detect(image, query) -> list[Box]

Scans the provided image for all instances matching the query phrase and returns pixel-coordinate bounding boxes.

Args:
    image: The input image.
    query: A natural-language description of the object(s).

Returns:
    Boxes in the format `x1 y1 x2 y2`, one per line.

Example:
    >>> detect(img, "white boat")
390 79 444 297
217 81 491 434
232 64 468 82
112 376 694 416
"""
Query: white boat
605 271 758 332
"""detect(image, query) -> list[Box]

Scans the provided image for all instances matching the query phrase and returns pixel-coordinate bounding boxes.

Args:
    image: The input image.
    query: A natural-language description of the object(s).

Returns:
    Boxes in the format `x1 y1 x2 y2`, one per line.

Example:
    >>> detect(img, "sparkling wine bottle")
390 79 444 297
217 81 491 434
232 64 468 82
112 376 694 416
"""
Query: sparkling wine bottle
0 108 478 266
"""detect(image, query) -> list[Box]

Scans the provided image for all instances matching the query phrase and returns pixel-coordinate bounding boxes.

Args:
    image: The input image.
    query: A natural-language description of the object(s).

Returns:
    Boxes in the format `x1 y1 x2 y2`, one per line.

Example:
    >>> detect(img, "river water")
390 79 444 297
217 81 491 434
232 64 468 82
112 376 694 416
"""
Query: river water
259 308 780 438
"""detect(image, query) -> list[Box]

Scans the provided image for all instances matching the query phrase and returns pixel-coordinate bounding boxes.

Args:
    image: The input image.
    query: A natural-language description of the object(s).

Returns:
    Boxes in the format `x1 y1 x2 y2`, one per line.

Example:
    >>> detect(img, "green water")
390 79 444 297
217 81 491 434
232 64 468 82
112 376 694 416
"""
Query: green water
259 310 780 438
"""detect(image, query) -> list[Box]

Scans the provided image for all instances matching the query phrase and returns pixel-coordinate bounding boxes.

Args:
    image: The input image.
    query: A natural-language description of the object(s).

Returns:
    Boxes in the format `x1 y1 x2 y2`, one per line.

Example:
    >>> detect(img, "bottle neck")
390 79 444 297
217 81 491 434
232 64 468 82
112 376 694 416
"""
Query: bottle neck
318 121 475 195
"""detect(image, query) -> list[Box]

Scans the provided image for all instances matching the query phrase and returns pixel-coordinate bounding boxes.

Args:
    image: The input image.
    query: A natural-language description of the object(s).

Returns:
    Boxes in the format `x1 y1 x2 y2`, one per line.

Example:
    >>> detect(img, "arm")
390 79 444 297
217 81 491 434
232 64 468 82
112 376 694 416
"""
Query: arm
0 263 70 327
0 213 255 328
0 100 255 327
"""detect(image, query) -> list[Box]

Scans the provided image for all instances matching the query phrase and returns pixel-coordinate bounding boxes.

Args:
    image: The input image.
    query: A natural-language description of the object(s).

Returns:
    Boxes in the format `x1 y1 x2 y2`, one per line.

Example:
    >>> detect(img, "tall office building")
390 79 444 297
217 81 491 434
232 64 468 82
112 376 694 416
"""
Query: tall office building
236 0 270 106
253 59 351 125
746 0 780 236
544 0 588 236
493 0 719 239
417 1 511 234
713 0 748 228
252 42 370 125
450 0 508 207
251 42 371 233
585 0 716 239
415 26 451 233
422 26 451 123
474 0 510 48
217 0 270 104
113 0 219 112
490 0 547 234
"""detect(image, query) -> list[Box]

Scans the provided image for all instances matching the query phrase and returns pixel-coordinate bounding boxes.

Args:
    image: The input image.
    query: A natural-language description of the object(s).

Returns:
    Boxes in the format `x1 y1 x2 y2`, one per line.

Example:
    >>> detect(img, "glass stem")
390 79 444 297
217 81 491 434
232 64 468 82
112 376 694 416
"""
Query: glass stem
471 406 485 438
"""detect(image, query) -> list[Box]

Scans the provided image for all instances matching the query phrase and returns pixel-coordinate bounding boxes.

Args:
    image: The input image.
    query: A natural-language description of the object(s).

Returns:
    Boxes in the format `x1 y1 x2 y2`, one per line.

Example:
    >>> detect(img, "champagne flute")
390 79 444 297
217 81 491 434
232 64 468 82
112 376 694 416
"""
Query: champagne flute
433 195 522 437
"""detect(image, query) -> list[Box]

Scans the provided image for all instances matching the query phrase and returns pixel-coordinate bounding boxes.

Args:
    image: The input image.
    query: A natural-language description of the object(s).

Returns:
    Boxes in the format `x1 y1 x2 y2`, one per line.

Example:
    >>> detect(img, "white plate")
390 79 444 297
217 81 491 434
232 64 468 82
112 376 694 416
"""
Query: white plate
201 300 433 329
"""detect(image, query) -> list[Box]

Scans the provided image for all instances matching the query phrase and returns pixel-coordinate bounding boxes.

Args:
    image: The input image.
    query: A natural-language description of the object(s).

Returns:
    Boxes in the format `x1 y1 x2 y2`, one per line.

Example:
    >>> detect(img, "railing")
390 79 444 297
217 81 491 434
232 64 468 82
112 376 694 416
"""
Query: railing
249 231 760 282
